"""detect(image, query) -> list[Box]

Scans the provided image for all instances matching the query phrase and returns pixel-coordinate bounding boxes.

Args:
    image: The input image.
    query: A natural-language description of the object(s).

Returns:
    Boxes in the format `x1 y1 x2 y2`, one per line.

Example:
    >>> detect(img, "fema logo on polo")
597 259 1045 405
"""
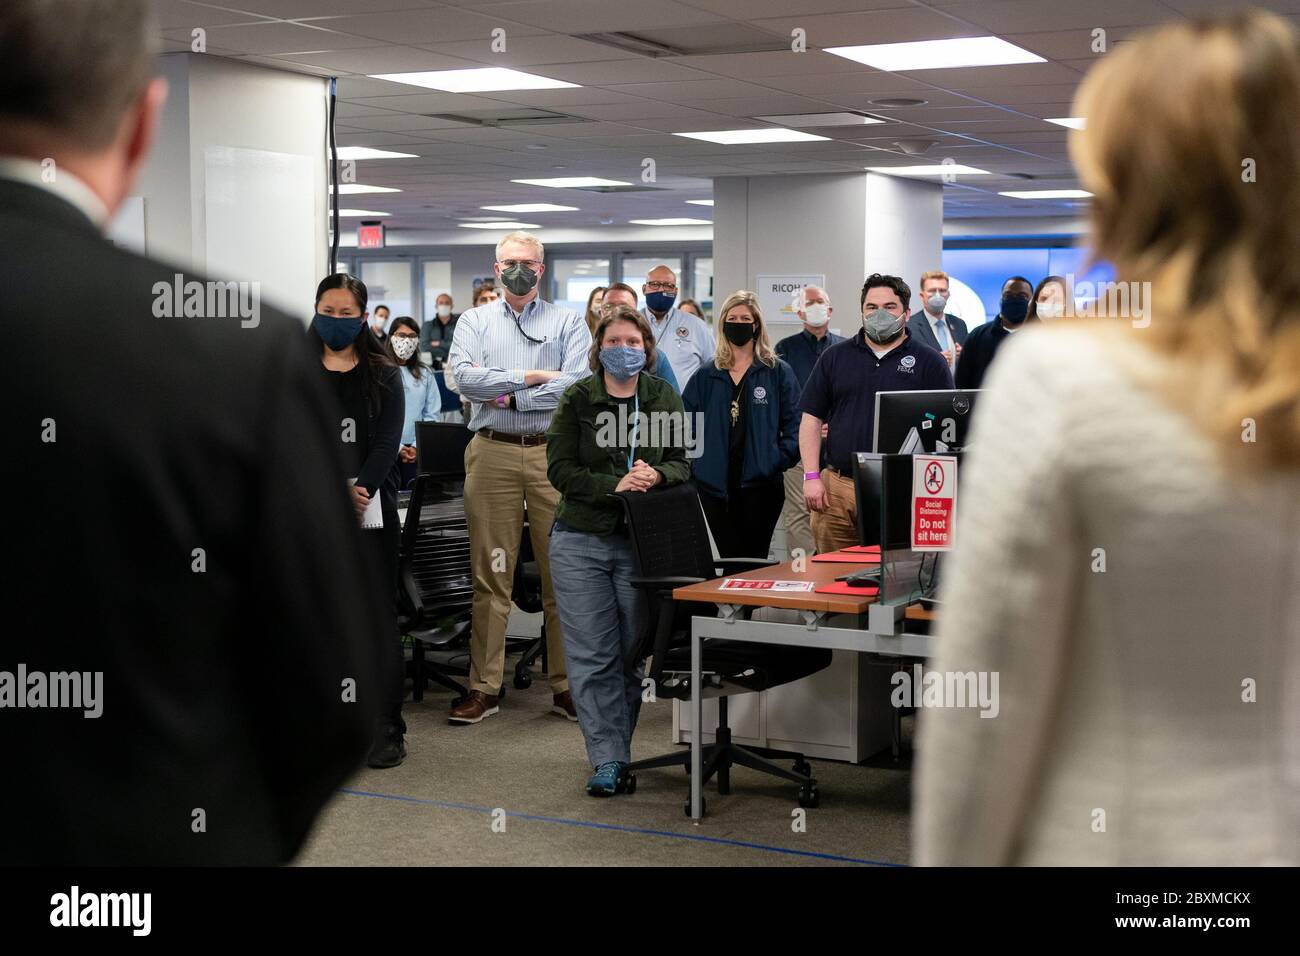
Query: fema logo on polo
899 355 917 372
752 386 768 404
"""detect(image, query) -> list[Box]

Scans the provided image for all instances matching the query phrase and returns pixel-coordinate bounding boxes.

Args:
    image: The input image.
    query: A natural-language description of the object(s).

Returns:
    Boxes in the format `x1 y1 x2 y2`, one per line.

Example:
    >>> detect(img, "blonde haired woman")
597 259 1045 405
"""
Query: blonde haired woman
681 291 801 560
916 10 1300 866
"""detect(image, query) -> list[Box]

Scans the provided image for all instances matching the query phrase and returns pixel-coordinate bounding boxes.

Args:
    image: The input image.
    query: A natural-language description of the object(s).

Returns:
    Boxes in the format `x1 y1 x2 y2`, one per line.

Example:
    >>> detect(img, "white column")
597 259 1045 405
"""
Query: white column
133 53 330 318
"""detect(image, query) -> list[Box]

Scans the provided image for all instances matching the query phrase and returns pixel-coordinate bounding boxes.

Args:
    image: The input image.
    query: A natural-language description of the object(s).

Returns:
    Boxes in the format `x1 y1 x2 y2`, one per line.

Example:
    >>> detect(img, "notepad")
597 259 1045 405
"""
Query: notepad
350 478 384 530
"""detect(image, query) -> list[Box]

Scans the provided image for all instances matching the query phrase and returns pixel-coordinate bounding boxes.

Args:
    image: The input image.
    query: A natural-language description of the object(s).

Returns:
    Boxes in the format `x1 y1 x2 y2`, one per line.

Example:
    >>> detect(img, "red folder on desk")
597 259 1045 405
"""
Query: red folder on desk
814 581 879 596
811 546 881 563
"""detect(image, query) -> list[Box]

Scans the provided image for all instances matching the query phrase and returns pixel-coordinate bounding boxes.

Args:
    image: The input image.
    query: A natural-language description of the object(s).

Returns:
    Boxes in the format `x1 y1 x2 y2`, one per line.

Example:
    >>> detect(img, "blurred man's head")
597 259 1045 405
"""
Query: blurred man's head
0 0 166 219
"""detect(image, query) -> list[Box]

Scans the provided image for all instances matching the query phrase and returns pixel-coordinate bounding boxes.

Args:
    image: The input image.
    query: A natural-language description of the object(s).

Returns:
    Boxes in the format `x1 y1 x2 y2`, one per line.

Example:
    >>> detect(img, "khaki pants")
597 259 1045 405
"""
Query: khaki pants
811 468 860 554
781 465 816 558
463 434 567 695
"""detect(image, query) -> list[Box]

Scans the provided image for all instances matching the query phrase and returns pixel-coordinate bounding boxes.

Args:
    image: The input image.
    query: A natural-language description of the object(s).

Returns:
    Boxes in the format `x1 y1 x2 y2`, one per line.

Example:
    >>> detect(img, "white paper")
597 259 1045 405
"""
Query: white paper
350 478 384 530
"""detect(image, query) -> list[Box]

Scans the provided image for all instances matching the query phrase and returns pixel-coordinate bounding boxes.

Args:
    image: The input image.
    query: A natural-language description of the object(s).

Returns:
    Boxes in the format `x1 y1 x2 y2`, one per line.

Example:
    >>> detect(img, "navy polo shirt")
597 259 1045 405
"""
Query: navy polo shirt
799 329 954 474
775 328 844 389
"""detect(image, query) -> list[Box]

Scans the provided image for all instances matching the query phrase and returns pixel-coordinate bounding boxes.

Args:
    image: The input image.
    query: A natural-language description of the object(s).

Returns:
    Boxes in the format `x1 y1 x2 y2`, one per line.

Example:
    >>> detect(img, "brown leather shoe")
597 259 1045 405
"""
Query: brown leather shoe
448 690 499 725
552 690 578 722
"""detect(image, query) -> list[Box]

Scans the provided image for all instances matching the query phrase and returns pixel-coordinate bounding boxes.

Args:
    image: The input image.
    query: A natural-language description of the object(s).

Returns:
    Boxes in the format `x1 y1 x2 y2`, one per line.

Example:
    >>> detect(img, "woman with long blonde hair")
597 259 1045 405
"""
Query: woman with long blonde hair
681 290 801 560
916 10 1300 866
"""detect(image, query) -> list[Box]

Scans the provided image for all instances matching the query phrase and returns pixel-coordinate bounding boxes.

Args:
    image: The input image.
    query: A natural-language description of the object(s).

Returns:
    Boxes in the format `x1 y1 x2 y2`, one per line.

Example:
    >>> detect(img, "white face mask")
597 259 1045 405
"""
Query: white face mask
803 303 830 327
391 337 418 360
1037 300 1064 319
436 304 452 318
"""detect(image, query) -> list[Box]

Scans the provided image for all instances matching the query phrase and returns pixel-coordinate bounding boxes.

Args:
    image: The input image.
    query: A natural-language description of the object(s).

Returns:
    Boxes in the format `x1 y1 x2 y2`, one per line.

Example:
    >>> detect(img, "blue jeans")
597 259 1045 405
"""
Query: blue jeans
548 522 645 767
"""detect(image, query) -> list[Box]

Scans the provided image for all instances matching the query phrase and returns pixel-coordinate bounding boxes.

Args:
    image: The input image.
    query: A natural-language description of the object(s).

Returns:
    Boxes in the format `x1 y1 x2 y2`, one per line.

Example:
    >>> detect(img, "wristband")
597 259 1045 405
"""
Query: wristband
803 471 821 481
495 393 509 408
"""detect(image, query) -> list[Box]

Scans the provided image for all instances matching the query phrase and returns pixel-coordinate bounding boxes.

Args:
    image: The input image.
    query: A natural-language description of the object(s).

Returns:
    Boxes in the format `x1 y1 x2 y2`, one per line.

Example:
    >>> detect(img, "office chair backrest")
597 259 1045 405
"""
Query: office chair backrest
398 474 473 626
616 483 716 582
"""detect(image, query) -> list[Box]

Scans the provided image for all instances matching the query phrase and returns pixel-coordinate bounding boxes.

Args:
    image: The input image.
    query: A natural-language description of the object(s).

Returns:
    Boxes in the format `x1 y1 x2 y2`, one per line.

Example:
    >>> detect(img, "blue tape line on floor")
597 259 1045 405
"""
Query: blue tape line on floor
338 787 902 866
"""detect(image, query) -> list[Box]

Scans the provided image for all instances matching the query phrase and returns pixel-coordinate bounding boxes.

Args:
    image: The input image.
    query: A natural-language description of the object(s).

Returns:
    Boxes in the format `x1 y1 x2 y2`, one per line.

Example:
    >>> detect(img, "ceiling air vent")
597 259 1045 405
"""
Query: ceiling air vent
424 109 590 128
576 32 788 57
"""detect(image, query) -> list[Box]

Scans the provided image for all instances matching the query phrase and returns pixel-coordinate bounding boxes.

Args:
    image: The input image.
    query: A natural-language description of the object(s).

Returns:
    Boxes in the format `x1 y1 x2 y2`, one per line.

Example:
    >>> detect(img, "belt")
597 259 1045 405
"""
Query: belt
479 428 547 447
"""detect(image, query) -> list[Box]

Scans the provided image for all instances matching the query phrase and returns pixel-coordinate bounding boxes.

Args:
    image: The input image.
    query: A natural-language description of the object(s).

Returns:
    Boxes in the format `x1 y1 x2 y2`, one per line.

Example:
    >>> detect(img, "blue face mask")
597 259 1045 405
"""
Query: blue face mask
599 346 646 380
312 312 364 350
1000 295 1030 325
645 290 676 314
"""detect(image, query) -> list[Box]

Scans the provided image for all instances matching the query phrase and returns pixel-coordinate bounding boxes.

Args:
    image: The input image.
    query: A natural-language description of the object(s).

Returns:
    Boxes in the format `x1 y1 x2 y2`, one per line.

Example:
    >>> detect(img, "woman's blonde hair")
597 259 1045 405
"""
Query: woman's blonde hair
715 290 778 370
1070 10 1300 469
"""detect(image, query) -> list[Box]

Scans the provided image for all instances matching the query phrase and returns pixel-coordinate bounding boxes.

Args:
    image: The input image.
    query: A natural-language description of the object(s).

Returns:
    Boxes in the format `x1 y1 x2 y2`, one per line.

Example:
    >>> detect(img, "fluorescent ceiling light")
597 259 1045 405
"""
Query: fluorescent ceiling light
511 177 632 188
673 128 830 145
369 67 579 93
754 112 884 127
826 36 1045 72
335 146 418 160
339 209 391 217
336 183 401 194
481 203 579 213
458 221 542 229
998 189 1093 199
629 218 712 226
1046 116 1086 129
866 164 990 176
686 199 714 206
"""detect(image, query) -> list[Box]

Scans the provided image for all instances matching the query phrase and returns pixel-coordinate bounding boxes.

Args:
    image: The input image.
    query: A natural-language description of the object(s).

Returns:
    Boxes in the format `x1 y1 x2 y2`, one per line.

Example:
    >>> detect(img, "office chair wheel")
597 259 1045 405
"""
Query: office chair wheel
793 760 812 778
513 670 532 690
797 783 820 809
684 797 705 816
622 772 637 795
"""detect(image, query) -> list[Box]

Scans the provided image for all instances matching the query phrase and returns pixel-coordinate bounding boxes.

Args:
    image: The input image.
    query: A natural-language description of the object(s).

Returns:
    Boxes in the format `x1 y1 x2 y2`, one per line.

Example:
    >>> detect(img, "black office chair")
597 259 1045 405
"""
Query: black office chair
397 474 472 701
616 483 830 814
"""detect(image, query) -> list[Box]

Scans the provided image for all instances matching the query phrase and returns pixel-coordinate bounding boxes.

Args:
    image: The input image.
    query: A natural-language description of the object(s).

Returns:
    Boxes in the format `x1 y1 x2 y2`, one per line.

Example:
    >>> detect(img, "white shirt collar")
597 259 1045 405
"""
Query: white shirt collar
0 156 109 229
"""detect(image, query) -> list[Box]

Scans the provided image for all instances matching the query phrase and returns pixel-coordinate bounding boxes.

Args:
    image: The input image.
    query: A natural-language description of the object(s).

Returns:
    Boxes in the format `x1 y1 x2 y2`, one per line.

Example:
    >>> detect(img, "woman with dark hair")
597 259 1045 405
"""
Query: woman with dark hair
546 304 691 797
310 273 408 768
1029 275 1068 320
386 316 440 489
583 285 608 336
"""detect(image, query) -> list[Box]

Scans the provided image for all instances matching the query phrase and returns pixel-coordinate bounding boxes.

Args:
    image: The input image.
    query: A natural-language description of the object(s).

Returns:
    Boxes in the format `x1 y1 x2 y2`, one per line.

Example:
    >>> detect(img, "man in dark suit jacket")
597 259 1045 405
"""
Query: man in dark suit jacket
907 270 969 372
0 0 383 865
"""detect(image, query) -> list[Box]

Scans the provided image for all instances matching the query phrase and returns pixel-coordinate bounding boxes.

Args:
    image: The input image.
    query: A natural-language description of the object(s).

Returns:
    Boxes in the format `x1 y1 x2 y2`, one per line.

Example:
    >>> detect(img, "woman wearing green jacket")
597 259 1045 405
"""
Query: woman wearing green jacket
546 304 691 797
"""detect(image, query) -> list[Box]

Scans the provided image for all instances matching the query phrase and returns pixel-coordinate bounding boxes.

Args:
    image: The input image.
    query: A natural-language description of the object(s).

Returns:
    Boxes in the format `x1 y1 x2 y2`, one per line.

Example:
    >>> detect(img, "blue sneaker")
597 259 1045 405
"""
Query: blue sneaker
586 761 629 797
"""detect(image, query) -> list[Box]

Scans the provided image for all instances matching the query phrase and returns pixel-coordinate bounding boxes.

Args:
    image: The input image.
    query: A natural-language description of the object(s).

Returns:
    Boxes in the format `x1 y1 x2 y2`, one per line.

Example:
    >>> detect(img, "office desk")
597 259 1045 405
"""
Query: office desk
673 559 936 821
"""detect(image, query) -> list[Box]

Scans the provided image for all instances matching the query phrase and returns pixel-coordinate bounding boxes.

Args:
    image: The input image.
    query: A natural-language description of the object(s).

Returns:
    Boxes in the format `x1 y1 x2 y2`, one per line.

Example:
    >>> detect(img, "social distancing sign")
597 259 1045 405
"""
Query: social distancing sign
911 454 957 551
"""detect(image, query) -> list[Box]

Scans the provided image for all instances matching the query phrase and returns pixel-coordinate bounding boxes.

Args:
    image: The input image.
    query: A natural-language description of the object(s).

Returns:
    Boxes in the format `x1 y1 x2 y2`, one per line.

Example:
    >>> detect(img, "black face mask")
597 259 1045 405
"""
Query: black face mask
1000 295 1030 324
723 322 756 347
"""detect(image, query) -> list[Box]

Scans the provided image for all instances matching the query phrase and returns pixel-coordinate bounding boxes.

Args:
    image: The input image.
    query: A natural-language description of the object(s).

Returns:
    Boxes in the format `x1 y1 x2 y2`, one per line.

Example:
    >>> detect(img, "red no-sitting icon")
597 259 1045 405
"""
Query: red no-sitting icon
924 461 944 494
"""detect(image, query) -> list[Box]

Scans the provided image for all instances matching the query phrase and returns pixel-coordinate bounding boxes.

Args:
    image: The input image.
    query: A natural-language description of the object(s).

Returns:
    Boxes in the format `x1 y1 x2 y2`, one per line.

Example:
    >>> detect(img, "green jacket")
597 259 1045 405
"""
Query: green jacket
547 370 692 535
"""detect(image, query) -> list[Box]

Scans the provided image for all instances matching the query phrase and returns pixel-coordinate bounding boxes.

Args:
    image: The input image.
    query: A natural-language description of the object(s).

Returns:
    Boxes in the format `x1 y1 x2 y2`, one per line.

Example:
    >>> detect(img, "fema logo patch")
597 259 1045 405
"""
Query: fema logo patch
752 386 768 403
953 395 972 415
675 326 689 338
899 355 916 369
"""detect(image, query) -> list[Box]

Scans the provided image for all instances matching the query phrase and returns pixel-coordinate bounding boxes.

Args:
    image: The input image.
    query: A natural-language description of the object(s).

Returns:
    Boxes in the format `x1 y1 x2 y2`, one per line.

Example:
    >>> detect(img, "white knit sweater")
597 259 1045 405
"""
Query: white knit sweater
914 324 1300 866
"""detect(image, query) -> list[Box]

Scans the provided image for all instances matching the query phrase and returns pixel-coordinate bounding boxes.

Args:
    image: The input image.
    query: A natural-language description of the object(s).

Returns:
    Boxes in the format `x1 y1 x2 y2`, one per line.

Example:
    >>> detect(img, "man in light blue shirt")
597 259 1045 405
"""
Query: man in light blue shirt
640 264 715 388
447 231 590 726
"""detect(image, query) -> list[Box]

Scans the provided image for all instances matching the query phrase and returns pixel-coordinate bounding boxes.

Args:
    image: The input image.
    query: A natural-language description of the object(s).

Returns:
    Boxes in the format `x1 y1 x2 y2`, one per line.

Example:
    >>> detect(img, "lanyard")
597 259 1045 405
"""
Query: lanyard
626 392 640 471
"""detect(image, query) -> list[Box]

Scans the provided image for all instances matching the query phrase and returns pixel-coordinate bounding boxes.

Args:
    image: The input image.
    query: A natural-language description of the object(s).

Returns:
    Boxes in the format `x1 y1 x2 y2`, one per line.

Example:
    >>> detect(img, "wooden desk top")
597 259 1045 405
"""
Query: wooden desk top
672 559 880 614
672 559 939 621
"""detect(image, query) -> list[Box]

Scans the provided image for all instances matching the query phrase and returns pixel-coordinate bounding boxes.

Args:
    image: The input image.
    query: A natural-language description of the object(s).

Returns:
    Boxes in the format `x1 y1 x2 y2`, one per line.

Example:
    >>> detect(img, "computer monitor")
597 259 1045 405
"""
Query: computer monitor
873 389 980 455
851 452 913 552
417 421 473 480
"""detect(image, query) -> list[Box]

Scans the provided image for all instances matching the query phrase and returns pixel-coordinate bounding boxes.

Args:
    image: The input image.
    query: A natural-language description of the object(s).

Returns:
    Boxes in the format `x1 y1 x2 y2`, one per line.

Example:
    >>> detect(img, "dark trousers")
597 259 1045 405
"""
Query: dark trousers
698 481 785 561
364 509 406 733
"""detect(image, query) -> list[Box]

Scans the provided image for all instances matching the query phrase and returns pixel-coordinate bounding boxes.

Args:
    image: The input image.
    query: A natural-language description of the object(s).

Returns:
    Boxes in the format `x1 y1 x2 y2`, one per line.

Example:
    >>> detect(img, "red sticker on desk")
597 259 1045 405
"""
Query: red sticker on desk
719 579 816 592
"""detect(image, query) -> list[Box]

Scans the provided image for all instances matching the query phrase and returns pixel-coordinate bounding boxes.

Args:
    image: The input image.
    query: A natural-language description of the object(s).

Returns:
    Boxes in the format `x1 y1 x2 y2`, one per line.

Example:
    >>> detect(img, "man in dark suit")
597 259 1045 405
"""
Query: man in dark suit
0 0 383 864
907 269 969 373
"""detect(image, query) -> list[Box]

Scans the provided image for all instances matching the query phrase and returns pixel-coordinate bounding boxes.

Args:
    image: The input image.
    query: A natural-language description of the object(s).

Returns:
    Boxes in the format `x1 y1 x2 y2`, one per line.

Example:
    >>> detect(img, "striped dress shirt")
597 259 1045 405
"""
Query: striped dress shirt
448 296 592 435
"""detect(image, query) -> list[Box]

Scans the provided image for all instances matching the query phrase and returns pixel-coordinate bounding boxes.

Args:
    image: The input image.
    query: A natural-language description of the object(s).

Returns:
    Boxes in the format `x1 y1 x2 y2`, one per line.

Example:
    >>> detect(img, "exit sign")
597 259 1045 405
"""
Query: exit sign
358 223 385 249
